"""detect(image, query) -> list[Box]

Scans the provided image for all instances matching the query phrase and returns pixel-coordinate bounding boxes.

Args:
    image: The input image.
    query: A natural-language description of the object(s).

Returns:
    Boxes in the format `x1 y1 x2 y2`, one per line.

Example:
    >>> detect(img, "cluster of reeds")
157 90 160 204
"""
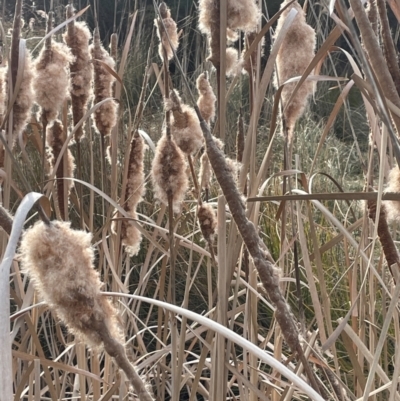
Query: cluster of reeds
4 0 400 400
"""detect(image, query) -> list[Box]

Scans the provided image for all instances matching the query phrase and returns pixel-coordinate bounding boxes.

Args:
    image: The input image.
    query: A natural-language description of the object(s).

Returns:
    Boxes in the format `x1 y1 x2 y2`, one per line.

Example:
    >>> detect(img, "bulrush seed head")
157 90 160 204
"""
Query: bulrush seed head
20 221 122 349
151 134 188 213
165 89 204 155
34 41 74 124
226 47 242 77
196 72 216 123
63 6 93 142
112 133 146 255
90 29 118 137
385 167 400 221
46 120 75 219
227 0 260 33
12 50 35 144
199 0 259 36
273 0 316 143
198 203 217 244
155 2 179 61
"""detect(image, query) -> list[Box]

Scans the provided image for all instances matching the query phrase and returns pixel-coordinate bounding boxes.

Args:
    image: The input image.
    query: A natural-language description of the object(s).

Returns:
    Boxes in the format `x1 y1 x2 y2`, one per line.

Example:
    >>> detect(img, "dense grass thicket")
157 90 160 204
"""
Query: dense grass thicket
2 0 400 400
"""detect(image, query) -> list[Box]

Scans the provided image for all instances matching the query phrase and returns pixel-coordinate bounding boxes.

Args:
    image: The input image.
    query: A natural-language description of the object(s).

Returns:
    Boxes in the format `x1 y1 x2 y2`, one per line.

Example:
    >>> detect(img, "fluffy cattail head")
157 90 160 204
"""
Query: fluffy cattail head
198 203 217 244
12 50 35 144
63 6 93 141
227 0 260 33
151 134 188 213
226 47 242 77
196 72 216 123
198 0 221 67
273 0 316 143
46 120 75 219
34 41 74 124
166 89 204 154
155 2 179 61
20 221 122 349
112 133 146 255
90 28 118 137
385 167 400 221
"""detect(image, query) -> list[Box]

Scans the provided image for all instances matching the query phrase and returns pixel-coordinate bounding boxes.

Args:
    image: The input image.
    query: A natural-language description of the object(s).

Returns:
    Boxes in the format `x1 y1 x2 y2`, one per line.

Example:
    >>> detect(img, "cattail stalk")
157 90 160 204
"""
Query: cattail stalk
349 0 400 136
154 6 182 398
376 0 400 96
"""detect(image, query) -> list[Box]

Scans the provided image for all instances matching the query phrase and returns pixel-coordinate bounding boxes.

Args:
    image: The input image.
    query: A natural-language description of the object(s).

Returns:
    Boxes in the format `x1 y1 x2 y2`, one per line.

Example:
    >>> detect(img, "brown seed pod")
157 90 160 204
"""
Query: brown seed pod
151 134 188 213
166 90 204 154
46 120 75 219
90 29 118 137
63 5 93 142
273 0 316 143
196 72 216 124
34 41 74 124
20 220 123 349
198 203 217 244
112 133 146 255
155 2 179 61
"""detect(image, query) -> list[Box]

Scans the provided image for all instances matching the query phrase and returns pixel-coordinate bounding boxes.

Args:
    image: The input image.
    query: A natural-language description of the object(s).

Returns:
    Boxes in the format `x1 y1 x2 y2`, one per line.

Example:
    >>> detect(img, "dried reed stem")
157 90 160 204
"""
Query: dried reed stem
376 0 400 96
0 205 13 235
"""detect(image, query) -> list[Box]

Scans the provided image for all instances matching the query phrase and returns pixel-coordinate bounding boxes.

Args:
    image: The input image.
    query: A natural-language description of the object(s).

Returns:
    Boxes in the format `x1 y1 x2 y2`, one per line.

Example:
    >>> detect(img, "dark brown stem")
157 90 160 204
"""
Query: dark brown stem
10 0 22 90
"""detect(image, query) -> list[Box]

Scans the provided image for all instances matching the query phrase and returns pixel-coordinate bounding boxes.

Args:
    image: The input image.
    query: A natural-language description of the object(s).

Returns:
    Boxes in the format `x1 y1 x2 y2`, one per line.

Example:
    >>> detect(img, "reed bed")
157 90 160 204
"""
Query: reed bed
2 0 400 400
